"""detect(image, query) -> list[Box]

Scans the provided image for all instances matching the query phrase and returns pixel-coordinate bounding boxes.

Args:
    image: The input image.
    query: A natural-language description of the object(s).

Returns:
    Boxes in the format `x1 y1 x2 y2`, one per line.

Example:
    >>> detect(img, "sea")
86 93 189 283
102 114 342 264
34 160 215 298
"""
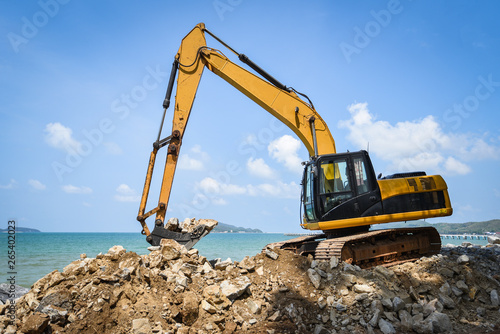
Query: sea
0 232 490 288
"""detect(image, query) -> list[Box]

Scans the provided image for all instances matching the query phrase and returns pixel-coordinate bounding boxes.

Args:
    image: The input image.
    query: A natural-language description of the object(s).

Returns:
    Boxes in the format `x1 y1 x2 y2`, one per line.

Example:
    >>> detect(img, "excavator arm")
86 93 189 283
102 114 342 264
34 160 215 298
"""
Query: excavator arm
137 23 336 245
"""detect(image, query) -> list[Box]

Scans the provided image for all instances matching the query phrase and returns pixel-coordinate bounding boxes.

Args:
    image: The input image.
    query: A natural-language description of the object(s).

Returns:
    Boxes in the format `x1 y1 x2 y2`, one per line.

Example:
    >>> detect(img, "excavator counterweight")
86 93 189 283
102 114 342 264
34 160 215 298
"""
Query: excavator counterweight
136 23 452 266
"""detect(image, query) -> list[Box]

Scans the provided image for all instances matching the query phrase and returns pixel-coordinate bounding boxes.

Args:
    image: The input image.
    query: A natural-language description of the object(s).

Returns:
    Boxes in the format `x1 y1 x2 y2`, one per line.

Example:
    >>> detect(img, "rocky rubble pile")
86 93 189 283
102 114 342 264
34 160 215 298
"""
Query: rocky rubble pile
1 241 500 334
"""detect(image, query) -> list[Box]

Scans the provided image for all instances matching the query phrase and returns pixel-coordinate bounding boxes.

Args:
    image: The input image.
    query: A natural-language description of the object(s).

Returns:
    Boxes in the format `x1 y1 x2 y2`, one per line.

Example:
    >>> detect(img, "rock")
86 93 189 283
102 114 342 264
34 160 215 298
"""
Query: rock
439 282 451 296
41 305 68 325
392 296 405 312
353 283 372 294
491 289 499 307
181 291 199 326
477 306 486 317
201 299 217 314
160 239 183 260
398 309 413 331
215 258 232 270
488 235 500 244
107 245 126 260
132 318 152 334
457 254 470 264
438 294 455 309
265 249 279 260
256 266 264 276
318 296 327 309
20 312 50 334
427 311 452 333
307 268 322 289
246 299 261 314
438 267 454 278
220 276 251 300
413 318 433 334
369 309 381 327
165 217 179 231
203 285 231 310
238 256 256 271
374 265 396 280
378 318 396 334
423 299 443 317
330 256 339 269
0 283 29 303
35 290 72 312
455 280 468 293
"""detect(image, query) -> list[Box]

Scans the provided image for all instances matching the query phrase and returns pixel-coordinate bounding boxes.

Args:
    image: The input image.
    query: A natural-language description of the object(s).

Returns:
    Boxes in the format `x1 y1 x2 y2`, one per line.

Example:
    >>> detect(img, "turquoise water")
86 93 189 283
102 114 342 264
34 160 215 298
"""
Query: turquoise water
0 232 489 288
0 232 292 288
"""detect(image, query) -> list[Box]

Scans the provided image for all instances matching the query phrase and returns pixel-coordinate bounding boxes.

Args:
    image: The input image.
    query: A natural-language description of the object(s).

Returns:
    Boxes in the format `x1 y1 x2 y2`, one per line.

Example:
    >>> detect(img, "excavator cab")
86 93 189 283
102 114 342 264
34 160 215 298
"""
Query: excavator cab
303 151 381 229
302 150 452 234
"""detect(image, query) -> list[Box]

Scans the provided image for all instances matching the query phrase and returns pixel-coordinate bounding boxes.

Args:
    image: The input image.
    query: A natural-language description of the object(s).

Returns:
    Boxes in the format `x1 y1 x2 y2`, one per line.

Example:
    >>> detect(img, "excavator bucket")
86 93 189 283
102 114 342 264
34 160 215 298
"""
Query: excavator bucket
146 218 218 250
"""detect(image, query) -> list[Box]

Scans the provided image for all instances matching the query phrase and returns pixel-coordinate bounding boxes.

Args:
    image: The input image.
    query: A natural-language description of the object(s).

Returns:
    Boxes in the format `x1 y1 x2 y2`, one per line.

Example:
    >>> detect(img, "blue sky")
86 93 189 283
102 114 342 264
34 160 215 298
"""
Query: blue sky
1 0 499 233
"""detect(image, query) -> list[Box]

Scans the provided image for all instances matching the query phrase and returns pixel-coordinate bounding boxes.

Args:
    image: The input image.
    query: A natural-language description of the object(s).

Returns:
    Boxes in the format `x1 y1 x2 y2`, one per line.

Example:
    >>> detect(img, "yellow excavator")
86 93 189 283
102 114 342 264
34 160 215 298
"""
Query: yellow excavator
136 23 452 267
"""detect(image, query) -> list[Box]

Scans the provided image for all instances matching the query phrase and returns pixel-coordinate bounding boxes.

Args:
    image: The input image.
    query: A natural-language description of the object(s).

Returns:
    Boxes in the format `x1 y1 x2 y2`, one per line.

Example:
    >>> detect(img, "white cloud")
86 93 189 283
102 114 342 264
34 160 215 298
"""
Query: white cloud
0 179 17 189
247 181 300 199
28 179 46 190
44 123 82 154
178 145 209 171
178 154 204 171
198 177 246 195
338 102 500 175
114 184 140 202
62 184 92 194
197 177 299 199
247 157 276 179
268 135 303 174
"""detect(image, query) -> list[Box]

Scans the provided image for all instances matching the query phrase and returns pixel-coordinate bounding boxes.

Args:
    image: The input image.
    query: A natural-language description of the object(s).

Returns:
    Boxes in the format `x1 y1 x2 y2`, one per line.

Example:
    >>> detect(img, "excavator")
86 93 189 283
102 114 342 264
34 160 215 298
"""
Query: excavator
136 23 452 267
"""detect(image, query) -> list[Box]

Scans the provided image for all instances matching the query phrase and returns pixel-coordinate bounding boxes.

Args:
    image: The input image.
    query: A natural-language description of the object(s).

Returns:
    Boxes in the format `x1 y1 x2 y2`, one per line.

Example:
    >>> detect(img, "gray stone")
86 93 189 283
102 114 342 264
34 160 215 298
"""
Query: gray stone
330 256 339 269
378 318 396 334
0 283 29 303
438 267 454 278
307 268 322 289
477 306 486 317
491 289 499 307
413 319 433 334
455 280 468 293
381 298 392 309
369 309 381 327
392 296 405 312
438 294 455 309
265 249 279 260
427 311 452 333
355 293 369 301
398 309 413 331
423 299 443 317
457 254 470 265
439 282 451 296
374 265 396 280
451 286 464 297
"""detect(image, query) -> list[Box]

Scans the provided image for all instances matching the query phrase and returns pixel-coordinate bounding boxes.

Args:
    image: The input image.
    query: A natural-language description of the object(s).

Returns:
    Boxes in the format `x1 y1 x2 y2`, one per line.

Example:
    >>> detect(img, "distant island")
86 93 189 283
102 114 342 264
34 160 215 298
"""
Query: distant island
212 222 263 233
0 226 41 233
373 219 500 234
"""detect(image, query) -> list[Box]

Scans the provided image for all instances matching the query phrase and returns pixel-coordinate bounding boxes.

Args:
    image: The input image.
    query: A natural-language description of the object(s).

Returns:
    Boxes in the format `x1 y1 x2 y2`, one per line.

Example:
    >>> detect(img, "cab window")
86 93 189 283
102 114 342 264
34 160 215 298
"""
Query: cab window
319 159 353 214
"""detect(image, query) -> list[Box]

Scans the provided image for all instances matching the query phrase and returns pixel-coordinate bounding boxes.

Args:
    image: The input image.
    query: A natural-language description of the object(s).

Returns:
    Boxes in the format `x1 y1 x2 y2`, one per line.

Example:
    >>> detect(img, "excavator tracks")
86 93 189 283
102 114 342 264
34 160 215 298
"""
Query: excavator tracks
265 227 441 268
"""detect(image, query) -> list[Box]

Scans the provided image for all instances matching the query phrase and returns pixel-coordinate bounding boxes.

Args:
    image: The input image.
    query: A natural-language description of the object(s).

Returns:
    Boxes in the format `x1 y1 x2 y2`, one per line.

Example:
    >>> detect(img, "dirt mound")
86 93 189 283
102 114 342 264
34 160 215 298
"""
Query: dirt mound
1 241 500 334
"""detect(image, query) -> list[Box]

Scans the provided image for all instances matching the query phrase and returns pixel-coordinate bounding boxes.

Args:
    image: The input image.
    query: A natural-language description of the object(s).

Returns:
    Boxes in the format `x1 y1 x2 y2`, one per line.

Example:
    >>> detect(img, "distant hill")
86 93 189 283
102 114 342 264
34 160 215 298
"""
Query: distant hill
372 219 500 234
0 226 41 233
212 222 263 233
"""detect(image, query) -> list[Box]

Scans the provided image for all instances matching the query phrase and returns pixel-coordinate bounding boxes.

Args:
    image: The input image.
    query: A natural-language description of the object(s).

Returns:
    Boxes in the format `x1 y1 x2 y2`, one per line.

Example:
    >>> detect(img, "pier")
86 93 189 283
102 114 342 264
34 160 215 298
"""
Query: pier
440 234 488 240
